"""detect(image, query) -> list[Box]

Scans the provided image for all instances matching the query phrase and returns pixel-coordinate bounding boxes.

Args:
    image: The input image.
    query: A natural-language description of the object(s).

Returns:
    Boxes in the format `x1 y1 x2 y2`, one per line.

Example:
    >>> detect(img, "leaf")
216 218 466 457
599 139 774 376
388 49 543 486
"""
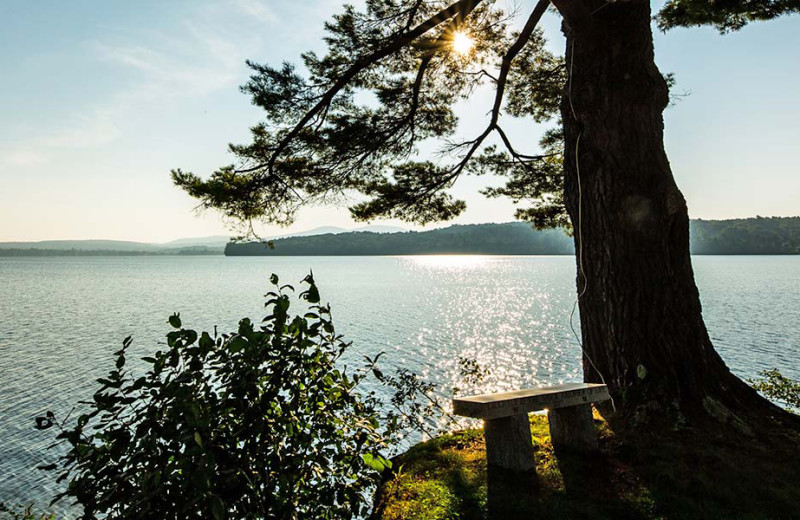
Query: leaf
377 454 393 470
301 271 321 303
228 336 248 353
199 331 214 350
35 417 53 430
194 431 203 449
168 313 182 329
211 495 225 520
361 453 389 472
185 329 198 345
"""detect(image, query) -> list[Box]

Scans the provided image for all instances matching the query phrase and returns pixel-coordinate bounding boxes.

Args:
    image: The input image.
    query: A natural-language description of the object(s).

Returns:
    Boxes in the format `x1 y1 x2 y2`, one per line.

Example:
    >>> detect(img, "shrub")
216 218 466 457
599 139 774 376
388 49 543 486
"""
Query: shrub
750 369 800 413
0 503 54 520
37 273 412 519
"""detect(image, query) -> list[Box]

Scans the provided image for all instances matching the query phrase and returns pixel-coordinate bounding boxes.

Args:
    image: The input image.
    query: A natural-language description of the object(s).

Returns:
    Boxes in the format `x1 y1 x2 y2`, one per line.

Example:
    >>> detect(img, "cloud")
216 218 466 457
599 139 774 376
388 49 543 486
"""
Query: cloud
1 150 49 167
232 0 276 24
40 108 121 148
93 22 243 100
8 7 256 159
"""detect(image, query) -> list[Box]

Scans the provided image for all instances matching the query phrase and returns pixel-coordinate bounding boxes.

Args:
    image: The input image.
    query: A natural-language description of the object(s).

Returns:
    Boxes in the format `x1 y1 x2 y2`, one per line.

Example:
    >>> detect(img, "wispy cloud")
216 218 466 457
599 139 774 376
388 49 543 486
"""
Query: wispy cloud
232 0 276 24
0 150 48 167
40 108 121 148
92 9 251 101
93 38 240 99
3 4 261 165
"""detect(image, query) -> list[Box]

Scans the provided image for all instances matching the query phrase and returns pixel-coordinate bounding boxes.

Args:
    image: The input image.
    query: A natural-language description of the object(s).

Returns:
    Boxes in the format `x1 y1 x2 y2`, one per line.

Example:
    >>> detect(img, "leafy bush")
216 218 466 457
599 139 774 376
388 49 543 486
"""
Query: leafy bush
750 369 800 413
37 273 421 519
0 504 54 520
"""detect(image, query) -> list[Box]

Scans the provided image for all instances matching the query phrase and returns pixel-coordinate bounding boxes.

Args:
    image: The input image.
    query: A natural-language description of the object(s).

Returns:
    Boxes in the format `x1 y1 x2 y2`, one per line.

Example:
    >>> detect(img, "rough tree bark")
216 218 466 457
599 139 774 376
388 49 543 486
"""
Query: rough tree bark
550 0 786 425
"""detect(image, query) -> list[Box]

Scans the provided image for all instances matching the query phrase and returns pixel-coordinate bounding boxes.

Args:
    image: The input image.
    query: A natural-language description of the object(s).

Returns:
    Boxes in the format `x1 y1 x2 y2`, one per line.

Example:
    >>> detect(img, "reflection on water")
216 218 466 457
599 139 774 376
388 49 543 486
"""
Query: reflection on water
0 255 798 511
404 254 493 270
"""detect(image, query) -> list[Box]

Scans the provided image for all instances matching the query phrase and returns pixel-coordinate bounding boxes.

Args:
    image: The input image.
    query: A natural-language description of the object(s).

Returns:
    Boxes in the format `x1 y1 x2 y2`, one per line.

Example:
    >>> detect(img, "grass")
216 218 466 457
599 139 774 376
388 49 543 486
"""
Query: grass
371 411 800 520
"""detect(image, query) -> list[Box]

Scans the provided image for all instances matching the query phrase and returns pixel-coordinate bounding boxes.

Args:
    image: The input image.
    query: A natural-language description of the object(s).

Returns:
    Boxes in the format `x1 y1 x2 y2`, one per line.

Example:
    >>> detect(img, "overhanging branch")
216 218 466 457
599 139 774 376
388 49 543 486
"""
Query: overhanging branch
263 0 487 174
443 0 551 182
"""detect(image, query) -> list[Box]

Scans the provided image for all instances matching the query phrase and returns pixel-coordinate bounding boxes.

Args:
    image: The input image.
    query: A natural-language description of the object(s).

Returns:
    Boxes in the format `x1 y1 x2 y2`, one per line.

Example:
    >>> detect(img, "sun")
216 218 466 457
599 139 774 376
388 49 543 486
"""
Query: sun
451 30 474 55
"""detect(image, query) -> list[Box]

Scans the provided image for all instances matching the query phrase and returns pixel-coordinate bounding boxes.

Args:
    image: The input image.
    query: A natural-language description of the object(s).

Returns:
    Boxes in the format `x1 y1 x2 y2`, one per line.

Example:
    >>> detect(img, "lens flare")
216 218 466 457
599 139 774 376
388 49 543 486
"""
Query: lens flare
451 31 474 55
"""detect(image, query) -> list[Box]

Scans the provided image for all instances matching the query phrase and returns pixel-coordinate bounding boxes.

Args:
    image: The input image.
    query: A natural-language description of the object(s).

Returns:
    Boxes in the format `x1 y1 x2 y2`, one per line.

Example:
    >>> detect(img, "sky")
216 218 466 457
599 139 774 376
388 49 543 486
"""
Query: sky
0 1 798 243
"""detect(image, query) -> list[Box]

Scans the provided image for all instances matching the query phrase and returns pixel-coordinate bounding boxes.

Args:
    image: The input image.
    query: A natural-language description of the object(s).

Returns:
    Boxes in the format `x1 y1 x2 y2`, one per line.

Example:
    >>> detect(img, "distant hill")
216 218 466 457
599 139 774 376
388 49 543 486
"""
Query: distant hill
160 236 231 249
3 218 797 257
271 224 406 238
0 247 222 257
0 225 406 256
690 217 800 254
226 218 800 256
227 223 573 256
352 225 406 234
0 239 165 252
0 238 225 256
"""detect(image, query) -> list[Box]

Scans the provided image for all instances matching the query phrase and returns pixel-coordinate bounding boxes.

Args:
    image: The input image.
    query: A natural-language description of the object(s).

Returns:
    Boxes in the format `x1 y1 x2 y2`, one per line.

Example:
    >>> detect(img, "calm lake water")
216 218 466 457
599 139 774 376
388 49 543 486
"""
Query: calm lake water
1 255 798 510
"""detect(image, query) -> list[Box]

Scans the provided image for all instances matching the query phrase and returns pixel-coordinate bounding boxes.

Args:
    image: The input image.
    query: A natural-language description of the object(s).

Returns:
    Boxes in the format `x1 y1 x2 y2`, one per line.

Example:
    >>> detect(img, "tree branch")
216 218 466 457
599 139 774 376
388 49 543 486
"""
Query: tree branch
444 0 551 181
265 0 486 174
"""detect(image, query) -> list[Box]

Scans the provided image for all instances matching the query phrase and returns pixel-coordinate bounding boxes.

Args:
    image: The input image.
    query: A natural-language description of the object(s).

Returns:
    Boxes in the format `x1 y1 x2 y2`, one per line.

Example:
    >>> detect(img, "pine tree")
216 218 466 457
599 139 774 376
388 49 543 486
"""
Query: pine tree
173 0 799 426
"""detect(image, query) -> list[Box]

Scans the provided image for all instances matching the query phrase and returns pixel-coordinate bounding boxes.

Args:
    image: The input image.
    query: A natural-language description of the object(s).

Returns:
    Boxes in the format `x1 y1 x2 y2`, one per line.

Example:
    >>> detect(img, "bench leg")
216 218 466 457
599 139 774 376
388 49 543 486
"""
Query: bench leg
547 404 598 453
484 413 536 473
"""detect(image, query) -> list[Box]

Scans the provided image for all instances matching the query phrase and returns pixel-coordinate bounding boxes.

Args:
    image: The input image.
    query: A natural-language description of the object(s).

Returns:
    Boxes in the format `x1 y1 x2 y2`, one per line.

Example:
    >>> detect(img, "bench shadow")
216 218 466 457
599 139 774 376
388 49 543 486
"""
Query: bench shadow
552 445 650 520
486 465 541 519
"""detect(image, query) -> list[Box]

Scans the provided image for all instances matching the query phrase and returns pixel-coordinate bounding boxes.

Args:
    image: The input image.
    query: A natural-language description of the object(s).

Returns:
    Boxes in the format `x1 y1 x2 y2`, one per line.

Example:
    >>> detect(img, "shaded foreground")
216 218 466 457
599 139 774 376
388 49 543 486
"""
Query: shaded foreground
371 413 800 519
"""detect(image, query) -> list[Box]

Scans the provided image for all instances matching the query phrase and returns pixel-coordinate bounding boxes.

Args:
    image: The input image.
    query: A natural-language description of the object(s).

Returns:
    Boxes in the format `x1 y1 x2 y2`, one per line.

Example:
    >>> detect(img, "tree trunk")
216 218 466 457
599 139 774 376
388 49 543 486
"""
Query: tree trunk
551 0 785 425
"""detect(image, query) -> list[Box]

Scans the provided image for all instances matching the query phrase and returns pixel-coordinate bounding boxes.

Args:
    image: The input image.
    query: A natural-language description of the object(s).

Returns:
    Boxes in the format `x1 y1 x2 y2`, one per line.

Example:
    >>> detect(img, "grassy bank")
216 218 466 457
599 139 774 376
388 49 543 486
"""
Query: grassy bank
371 412 800 520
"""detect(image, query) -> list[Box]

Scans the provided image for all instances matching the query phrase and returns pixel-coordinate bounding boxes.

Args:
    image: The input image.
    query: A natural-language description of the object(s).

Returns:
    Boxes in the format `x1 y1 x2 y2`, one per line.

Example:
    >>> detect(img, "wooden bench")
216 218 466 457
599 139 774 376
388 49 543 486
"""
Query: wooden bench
452 383 610 472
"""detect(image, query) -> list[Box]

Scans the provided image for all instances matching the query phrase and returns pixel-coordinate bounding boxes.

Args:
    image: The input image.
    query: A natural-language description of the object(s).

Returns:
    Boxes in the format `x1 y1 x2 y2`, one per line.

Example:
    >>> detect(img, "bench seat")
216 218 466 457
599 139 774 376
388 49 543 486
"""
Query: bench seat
452 382 611 473
453 382 610 420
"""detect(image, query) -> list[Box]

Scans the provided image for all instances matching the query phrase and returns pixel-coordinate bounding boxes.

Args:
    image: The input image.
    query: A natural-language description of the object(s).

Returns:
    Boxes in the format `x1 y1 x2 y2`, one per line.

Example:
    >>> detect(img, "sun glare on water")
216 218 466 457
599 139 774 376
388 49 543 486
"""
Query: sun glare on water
406 255 489 270
451 30 474 55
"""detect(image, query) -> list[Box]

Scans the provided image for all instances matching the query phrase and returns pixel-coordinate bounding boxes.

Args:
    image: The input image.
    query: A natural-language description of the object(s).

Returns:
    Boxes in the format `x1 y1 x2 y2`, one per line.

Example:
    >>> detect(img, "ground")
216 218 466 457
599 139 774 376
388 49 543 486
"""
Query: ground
370 411 800 520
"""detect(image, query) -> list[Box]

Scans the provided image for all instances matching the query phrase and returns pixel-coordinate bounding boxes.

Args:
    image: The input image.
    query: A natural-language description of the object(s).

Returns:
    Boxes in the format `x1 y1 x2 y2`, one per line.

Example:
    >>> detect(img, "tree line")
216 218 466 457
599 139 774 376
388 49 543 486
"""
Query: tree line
226 218 800 256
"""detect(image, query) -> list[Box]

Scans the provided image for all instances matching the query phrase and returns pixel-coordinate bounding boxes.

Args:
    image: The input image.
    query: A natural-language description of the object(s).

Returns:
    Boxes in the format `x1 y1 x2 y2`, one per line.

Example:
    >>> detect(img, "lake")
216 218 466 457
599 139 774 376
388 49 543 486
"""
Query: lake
1 255 798 510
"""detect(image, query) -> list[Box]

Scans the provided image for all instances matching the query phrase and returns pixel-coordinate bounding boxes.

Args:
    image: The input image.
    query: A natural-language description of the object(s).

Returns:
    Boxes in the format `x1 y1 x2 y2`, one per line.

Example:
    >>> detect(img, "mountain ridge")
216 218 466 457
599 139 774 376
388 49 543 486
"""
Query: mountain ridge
0 224 408 252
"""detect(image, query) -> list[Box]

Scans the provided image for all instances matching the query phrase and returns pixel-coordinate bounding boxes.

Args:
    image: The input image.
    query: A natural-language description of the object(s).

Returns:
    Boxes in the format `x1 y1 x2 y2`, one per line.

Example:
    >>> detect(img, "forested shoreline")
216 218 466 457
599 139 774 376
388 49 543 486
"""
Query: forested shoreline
2 217 797 257
227 217 800 256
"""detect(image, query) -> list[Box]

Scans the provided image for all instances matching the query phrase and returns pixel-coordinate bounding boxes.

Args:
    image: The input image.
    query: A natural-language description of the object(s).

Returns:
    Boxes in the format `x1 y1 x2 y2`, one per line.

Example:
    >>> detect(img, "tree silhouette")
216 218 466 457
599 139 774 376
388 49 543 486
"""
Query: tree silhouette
173 0 798 426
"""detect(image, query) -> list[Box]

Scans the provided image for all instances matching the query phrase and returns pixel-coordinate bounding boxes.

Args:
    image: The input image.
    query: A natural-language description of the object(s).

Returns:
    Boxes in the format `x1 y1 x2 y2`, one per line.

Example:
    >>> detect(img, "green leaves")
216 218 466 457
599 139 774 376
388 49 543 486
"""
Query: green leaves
41 273 403 520
168 313 181 329
349 162 468 225
657 0 800 32
750 369 800 412
227 336 248 353
361 453 392 472
300 272 321 304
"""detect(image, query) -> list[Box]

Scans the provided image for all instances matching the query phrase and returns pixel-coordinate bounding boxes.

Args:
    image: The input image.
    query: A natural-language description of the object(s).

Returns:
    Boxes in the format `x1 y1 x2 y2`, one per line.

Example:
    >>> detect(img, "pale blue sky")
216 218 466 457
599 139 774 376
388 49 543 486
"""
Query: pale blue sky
0 1 797 242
